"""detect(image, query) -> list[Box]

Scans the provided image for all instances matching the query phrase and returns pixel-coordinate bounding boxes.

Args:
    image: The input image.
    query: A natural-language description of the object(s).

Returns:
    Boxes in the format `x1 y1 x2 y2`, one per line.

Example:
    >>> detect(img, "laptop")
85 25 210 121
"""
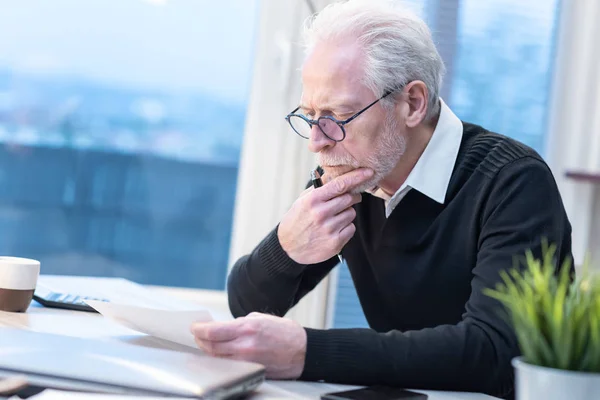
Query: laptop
0 328 265 399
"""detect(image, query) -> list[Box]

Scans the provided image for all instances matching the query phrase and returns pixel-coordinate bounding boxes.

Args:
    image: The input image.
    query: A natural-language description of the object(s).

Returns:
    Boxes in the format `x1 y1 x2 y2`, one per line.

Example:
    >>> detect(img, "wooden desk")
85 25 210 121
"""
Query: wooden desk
0 276 500 400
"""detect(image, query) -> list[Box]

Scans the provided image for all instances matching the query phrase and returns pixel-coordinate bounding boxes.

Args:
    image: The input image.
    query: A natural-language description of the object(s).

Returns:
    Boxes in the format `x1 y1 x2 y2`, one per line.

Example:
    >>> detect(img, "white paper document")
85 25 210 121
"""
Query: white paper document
86 300 212 349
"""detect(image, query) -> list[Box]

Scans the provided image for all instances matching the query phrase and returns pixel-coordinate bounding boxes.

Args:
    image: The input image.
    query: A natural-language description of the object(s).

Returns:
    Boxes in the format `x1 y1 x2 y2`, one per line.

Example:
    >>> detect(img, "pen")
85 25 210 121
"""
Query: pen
310 169 323 188
311 169 345 265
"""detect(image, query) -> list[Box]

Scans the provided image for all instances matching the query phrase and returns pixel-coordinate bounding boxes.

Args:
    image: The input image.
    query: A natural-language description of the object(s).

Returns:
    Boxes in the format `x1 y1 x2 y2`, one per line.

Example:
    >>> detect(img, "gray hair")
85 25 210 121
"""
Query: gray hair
301 0 445 122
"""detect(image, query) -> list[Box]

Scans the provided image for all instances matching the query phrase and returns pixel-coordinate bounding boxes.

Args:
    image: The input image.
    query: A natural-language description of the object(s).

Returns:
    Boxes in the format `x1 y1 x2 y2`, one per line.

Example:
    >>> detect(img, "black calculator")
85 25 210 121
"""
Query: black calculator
33 284 109 313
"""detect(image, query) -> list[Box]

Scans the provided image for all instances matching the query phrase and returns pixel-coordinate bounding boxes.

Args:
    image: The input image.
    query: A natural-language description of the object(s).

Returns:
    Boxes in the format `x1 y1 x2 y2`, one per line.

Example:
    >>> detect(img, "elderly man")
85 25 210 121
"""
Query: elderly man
191 0 572 398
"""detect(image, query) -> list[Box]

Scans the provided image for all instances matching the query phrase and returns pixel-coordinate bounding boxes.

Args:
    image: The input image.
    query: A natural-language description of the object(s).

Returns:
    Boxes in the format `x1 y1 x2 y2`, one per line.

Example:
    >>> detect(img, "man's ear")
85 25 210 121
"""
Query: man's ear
403 81 429 128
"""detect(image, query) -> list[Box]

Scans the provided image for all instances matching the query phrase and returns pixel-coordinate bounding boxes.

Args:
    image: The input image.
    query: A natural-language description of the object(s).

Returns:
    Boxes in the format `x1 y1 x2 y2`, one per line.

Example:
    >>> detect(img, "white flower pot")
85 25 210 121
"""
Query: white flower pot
513 357 600 400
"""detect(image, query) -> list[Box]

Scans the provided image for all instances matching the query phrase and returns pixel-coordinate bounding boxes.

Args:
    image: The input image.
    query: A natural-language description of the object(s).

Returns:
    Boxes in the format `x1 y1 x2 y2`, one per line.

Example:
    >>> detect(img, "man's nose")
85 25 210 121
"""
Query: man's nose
307 124 334 153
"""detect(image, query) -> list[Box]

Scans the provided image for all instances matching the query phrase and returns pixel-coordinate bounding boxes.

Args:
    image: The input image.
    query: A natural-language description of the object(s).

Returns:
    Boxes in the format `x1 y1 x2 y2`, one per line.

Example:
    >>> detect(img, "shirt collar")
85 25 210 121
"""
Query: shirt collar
368 98 463 214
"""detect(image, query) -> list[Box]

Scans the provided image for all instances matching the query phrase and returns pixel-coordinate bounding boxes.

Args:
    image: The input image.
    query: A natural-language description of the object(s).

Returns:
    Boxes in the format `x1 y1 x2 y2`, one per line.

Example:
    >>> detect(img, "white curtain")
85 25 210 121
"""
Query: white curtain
544 0 600 268
227 0 337 329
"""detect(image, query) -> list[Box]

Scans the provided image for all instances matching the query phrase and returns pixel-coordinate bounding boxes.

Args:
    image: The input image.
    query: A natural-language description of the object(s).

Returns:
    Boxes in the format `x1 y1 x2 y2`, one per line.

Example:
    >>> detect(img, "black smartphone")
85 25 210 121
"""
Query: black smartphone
321 386 428 400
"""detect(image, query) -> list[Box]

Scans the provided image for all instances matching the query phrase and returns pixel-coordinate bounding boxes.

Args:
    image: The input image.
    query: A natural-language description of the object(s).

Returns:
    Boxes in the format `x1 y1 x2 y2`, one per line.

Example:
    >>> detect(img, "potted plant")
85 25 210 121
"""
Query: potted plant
484 243 600 400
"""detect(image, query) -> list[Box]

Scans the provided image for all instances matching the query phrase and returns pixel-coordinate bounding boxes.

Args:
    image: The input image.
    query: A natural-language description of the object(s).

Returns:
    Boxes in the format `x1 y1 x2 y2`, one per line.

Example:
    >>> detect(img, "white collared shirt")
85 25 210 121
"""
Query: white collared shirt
368 98 463 218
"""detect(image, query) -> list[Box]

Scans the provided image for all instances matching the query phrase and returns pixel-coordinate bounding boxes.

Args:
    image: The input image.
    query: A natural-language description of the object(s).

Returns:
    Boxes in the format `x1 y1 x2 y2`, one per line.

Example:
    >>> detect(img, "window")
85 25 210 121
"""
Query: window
332 0 561 328
0 0 259 289
450 0 561 153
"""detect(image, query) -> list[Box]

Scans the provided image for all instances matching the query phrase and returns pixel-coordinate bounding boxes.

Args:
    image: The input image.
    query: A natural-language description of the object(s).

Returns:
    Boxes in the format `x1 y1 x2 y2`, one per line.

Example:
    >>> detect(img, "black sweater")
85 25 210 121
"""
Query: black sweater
227 123 573 399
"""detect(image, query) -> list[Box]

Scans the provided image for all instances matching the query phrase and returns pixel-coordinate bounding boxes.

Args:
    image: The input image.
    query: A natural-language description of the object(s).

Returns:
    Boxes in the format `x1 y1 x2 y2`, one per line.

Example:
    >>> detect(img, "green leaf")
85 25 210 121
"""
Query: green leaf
484 243 600 372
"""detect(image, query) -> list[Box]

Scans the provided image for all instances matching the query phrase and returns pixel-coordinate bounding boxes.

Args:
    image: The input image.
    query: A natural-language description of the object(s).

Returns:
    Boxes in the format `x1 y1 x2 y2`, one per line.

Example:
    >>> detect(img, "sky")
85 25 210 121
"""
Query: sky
0 0 260 104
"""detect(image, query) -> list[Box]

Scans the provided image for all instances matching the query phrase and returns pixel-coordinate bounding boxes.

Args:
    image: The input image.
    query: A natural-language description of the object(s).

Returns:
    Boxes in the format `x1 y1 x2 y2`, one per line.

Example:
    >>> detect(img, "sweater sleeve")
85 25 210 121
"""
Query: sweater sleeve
299 157 573 399
227 225 339 317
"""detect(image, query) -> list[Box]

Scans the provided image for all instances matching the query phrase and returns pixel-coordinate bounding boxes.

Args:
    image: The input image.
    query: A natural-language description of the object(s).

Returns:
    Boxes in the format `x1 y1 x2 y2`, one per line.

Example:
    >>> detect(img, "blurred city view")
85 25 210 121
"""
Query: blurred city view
0 67 245 288
0 68 246 164
0 0 560 293
0 0 257 289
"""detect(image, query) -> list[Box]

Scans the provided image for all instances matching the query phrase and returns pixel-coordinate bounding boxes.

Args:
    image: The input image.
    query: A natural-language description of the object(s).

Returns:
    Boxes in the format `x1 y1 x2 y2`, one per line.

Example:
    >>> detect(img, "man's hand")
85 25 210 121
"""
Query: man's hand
191 313 307 380
278 167 374 264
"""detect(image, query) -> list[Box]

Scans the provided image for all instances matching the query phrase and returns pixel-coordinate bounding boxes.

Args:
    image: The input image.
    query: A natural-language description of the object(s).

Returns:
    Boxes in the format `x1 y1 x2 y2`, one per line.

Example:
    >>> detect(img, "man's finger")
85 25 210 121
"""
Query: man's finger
298 187 313 198
195 337 235 357
325 207 356 234
191 320 242 342
338 222 356 244
321 192 362 216
320 168 373 200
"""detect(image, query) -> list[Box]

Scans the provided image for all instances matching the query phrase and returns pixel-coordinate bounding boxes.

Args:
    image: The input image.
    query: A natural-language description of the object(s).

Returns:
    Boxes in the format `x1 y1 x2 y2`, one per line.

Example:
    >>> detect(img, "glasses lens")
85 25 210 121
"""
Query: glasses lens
288 115 312 139
318 117 344 141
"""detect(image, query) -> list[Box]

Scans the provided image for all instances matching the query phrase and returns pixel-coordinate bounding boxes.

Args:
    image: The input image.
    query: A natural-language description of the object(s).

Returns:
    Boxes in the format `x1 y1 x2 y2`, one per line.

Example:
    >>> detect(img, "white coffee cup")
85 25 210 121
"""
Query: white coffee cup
0 257 40 312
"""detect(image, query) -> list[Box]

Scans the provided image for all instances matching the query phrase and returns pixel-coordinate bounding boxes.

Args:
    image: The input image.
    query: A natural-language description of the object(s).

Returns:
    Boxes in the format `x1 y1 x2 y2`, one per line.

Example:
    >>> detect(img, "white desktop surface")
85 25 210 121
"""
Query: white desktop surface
0 275 500 400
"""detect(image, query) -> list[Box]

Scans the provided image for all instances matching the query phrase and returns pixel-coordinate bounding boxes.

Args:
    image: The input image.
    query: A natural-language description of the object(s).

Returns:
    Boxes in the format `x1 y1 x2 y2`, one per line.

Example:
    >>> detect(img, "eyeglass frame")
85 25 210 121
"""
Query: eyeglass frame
285 89 396 142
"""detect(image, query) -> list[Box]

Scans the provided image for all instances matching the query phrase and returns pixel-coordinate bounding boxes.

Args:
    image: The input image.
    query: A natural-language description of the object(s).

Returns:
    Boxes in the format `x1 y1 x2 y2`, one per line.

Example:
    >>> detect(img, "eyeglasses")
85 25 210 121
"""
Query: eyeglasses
285 90 394 142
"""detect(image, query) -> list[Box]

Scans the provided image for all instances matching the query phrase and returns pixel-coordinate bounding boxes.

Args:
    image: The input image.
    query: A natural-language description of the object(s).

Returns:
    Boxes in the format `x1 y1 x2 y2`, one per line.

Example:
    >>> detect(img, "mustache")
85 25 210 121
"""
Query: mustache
317 153 359 167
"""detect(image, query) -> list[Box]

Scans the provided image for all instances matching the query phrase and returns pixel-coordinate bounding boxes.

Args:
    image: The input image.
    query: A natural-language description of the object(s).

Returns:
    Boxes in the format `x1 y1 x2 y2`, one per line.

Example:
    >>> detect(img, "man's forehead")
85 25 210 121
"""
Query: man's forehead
299 90 361 111
302 40 364 86
300 40 367 109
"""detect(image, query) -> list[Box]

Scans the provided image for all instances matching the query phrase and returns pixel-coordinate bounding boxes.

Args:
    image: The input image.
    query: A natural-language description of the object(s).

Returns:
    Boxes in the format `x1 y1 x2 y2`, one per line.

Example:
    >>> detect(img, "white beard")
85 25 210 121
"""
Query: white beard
317 112 406 193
